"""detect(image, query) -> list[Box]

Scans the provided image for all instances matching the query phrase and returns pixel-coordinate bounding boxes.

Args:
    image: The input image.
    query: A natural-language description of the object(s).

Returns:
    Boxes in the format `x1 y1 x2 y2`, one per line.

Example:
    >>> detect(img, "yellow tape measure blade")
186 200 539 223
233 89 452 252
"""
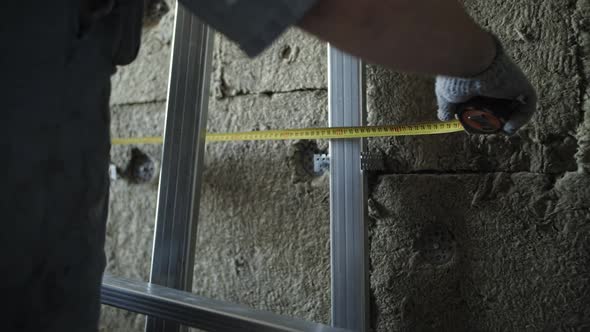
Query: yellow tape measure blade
114 120 464 144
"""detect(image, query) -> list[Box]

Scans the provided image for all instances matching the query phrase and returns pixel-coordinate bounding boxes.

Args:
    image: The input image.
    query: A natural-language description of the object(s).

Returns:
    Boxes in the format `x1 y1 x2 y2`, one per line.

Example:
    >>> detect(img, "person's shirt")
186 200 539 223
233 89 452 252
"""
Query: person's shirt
179 0 318 56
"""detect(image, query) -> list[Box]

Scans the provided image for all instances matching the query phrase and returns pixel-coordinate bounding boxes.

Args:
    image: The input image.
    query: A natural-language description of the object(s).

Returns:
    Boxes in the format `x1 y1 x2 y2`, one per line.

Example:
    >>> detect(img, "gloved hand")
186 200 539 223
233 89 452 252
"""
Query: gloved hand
435 35 537 135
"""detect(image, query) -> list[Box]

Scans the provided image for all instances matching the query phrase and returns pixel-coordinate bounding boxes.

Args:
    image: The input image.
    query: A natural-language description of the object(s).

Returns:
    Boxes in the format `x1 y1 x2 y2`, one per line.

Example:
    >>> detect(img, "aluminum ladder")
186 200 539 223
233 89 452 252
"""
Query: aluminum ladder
101 4 369 332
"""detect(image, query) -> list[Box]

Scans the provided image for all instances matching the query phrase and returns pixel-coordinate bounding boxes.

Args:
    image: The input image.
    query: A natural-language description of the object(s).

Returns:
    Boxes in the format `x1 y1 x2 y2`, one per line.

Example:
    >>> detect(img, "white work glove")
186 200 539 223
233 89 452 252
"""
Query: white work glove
435 35 537 135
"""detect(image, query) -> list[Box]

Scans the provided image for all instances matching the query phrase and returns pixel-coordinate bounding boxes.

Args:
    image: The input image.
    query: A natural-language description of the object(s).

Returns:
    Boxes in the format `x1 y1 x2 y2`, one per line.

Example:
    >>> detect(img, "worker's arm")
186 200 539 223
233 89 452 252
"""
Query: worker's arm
297 0 537 134
180 0 537 135
298 0 495 77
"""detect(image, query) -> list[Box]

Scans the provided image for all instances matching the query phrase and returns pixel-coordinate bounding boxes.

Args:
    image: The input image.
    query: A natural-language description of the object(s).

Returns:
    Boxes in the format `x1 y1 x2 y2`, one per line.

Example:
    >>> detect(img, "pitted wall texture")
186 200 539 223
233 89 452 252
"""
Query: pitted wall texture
367 0 590 330
101 0 590 331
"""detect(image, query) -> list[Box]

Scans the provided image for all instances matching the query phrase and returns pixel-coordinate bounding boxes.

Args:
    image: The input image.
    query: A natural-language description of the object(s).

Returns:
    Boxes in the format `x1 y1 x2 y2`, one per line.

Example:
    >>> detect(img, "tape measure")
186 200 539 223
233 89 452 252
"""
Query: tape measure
111 96 520 145
111 120 465 145
455 96 521 134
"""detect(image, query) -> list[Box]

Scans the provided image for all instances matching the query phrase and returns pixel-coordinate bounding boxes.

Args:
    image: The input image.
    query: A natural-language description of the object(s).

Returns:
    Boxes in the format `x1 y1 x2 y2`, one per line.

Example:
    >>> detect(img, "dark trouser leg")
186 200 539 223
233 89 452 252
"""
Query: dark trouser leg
0 1 120 331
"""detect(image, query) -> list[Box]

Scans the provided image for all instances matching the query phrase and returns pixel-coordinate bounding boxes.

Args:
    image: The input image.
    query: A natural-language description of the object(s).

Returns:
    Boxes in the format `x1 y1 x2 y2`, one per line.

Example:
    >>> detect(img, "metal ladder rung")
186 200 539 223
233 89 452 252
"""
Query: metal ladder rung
102 274 350 332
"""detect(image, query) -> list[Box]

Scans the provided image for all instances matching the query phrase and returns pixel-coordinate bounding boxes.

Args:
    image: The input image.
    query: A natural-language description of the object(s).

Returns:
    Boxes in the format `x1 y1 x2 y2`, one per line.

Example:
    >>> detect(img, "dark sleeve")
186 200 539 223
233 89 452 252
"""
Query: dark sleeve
178 0 319 57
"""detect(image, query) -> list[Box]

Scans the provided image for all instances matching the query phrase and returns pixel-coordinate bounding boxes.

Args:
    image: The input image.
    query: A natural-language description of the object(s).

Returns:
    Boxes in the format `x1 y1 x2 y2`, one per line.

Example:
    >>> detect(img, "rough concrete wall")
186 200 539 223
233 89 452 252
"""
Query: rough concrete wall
368 0 590 330
191 13 331 322
101 0 590 331
194 90 331 322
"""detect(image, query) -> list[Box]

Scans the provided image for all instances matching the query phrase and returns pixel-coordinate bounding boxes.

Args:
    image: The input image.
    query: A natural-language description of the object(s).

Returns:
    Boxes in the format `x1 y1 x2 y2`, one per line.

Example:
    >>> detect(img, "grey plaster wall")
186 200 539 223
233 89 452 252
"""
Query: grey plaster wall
367 0 590 330
101 0 590 331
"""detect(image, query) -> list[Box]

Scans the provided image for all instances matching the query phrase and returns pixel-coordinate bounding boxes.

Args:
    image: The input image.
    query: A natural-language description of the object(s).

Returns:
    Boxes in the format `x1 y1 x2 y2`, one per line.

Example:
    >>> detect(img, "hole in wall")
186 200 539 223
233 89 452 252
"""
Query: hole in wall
280 46 292 59
289 140 327 183
414 224 457 266
122 148 156 184
279 45 299 63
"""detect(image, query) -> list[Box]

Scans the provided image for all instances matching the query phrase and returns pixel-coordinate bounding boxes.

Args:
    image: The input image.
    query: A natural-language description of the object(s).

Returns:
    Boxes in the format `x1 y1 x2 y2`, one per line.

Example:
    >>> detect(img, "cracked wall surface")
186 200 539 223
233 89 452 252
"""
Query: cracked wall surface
102 0 590 331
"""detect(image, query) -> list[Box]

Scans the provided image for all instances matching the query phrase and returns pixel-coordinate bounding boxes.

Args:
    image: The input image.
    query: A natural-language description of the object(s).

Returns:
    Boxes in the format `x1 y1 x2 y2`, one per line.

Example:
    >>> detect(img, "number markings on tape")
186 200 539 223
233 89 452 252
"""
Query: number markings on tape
111 120 463 145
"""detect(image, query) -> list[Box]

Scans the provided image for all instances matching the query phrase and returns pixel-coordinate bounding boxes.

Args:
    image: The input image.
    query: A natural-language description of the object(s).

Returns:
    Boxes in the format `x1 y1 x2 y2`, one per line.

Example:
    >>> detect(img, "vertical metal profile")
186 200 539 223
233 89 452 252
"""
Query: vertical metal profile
328 46 369 332
146 3 214 332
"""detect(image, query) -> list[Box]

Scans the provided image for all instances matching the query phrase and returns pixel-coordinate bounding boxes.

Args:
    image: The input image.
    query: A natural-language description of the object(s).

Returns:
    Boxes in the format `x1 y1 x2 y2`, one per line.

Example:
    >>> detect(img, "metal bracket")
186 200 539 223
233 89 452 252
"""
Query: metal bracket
314 154 330 174
314 152 385 174
109 163 119 181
